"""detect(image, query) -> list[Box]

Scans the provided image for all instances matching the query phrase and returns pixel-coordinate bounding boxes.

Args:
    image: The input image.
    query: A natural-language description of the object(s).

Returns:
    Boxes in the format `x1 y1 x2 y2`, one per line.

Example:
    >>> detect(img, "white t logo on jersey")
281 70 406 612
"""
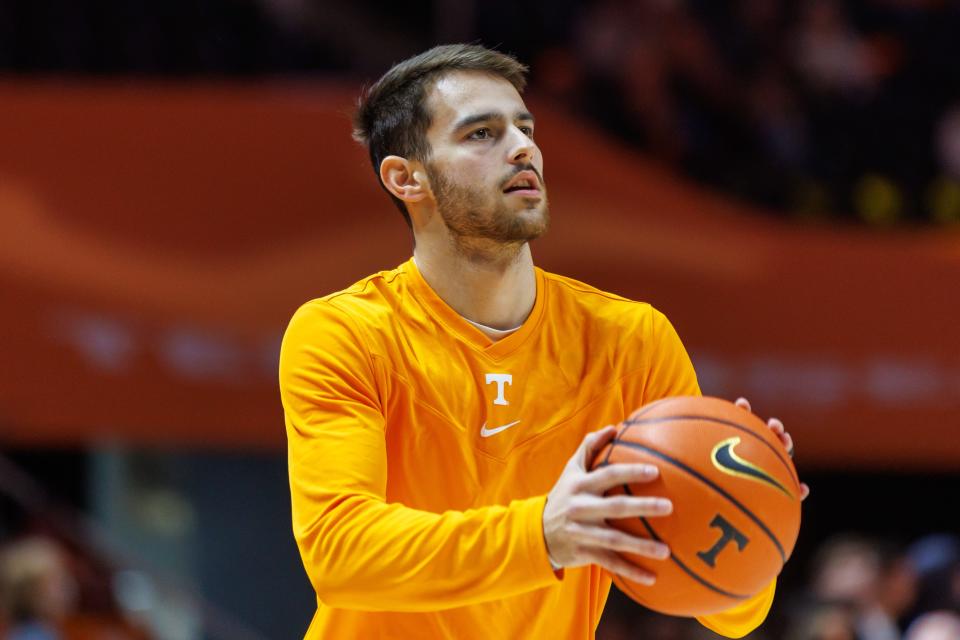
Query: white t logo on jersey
485 373 512 406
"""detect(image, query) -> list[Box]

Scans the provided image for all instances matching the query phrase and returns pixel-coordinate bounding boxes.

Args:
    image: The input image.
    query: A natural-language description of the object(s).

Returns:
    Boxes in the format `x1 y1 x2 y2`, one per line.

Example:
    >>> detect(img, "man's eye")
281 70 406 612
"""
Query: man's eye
469 128 492 140
520 126 534 138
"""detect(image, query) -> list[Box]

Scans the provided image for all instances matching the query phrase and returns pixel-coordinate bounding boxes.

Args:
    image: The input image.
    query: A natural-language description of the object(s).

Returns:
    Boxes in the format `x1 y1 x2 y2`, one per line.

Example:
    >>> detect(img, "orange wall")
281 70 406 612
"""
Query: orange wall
0 81 957 469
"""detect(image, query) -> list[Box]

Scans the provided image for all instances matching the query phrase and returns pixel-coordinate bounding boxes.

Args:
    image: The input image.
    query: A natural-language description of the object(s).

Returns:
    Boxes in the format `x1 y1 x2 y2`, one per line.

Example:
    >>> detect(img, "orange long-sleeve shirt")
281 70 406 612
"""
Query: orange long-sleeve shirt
279 258 775 638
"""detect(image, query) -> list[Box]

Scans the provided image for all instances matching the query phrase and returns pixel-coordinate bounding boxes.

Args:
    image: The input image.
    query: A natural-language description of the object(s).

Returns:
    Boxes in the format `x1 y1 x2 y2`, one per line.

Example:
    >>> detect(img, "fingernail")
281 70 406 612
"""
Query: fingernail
637 573 656 586
640 464 659 477
656 498 673 513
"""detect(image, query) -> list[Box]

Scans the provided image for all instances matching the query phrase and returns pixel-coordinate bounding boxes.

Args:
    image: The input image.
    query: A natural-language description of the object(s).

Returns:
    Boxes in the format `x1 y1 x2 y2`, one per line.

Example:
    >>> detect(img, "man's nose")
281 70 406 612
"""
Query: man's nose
508 127 536 164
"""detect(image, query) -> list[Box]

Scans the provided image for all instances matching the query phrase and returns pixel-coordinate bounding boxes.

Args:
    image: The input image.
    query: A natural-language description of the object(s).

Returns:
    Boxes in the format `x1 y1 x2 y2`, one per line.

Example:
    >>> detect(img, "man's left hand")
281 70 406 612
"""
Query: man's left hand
735 397 810 501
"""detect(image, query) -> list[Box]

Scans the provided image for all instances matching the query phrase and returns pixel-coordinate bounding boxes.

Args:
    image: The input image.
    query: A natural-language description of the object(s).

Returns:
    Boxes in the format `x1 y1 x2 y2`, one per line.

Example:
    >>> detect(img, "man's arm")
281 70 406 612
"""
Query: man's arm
280 300 559 612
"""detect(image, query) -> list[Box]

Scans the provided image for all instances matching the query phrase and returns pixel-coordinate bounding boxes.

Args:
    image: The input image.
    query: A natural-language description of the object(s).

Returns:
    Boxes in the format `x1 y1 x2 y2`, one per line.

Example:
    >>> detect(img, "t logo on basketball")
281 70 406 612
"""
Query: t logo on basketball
485 373 512 406
697 514 750 568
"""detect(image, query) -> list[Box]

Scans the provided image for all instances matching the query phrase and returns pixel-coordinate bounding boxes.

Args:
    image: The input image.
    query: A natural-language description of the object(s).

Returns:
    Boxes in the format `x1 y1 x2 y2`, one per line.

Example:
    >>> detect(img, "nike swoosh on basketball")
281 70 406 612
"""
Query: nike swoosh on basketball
711 437 793 498
480 420 521 438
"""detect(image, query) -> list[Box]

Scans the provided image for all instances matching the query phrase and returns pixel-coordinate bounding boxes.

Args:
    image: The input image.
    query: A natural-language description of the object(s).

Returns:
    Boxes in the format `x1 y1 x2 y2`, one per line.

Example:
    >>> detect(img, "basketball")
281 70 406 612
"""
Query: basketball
590 396 802 617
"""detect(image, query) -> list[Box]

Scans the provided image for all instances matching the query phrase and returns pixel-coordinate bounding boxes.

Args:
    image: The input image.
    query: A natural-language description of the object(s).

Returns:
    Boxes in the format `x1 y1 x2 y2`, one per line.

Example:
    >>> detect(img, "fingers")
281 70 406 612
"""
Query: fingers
579 463 661 494
768 418 804 495
766 417 794 456
567 494 673 521
737 401 795 457
734 398 806 498
568 522 670 559
767 417 784 436
549 430 673 575
768 418 804 496
737 400 793 457
578 425 618 470
582 548 657 585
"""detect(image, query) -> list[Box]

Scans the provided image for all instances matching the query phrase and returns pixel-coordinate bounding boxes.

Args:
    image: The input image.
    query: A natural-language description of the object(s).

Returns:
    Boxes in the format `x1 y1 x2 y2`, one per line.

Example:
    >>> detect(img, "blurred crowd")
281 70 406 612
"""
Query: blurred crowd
4 0 960 225
0 455 152 640
553 0 960 226
2 524 959 639
0 534 149 640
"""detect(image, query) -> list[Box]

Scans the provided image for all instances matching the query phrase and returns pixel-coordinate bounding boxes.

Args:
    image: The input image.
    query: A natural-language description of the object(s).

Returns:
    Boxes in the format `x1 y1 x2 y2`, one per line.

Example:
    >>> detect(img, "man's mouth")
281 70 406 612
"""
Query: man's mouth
503 170 542 195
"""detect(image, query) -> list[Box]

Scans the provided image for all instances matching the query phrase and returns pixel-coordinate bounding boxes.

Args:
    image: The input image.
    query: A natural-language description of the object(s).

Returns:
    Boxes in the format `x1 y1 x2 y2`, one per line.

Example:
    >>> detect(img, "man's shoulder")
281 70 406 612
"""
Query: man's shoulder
320 263 408 307
540 269 662 326
287 262 410 335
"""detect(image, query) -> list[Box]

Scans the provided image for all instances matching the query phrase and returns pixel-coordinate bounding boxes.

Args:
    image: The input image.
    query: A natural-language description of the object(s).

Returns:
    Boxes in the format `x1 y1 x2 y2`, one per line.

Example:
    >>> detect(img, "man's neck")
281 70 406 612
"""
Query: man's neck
413 239 537 332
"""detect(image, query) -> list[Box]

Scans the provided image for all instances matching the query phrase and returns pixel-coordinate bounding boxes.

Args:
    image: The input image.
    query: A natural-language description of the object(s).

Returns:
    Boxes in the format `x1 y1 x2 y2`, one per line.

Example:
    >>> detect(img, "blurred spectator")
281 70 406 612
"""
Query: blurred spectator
573 0 683 158
929 106 960 223
792 0 879 96
810 534 917 640
0 528 152 639
907 534 960 617
746 65 809 171
0 537 77 640
935 106 960 180
904 610 960 640
785 602 858 640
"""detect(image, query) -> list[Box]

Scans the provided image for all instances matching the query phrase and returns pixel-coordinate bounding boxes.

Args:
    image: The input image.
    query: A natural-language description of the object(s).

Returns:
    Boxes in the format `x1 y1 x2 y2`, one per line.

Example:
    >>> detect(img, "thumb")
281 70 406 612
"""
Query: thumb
578 425 618 470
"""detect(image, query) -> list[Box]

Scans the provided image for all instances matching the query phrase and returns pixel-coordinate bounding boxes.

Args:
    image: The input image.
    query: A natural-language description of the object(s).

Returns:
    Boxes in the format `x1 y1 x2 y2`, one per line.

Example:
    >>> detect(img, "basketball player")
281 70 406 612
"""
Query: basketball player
279 44 808 638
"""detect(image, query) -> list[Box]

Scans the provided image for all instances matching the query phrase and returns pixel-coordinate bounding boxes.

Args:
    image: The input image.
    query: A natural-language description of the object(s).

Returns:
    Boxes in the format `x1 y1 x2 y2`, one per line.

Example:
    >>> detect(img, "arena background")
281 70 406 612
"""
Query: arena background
1 1 958 638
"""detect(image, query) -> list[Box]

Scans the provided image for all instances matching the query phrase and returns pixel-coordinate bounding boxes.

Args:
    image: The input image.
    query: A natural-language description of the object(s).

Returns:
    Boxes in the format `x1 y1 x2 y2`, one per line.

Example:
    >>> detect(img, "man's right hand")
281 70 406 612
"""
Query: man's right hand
542 425 672 585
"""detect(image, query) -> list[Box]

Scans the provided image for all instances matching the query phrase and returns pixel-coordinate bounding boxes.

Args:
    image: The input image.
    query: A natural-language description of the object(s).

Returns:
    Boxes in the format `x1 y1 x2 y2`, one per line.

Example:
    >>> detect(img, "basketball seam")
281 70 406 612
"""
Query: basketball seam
610 440 788 564
636 513 751 600
611 572 650 607
625 396 675 421
596 461 753 602
623 414 800 488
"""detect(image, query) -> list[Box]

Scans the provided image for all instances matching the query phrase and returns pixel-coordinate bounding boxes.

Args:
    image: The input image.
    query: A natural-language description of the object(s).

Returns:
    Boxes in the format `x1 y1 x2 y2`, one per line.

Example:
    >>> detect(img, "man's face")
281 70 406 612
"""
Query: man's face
422 71 548 245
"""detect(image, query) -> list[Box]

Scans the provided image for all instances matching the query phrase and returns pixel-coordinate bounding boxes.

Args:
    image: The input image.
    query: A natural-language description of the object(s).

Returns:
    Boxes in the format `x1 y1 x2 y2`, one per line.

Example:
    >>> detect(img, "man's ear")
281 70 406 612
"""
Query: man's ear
380 156 429 204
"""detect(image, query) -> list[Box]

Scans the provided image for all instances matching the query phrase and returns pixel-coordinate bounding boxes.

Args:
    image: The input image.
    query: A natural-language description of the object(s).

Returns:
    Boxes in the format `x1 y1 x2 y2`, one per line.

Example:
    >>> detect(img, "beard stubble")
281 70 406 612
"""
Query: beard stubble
427 164 550 247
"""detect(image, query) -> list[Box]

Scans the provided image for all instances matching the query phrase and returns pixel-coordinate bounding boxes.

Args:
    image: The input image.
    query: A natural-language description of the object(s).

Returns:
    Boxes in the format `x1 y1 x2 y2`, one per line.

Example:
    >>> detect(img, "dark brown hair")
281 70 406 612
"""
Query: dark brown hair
353 44 528 227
